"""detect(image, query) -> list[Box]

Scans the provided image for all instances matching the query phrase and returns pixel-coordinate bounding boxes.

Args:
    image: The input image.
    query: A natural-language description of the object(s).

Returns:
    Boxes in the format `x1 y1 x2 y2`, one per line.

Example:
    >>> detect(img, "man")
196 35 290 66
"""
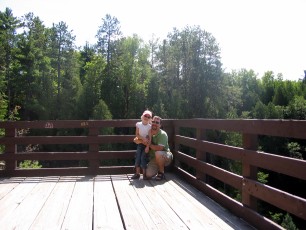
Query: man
145 116 173 180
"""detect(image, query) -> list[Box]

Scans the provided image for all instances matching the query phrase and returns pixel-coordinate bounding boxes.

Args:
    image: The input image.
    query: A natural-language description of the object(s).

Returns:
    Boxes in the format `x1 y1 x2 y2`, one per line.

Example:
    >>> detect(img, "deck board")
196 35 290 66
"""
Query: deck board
61 176 93 230
129 176 188 229
0 177 56 229
165 173 253 229
112 174 156 229
0 177 44 226
150 176 219 229
30 176 76 229
0 177 26 199
0 173 254 230
93 175 124 230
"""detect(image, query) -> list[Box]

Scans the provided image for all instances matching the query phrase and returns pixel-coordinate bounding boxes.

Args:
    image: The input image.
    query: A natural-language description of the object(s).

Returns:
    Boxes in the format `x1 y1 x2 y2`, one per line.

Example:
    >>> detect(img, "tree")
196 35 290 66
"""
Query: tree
148 34 159 68
222 71 243 118
155 26 223 118
0 8 20 116
78 55 106 119
49 21 76 119
116 35 152 118
235 69 261 115
15 13 50 120
284 96 306 120
260 71 275 104
79 42 95 84
96 14 121 78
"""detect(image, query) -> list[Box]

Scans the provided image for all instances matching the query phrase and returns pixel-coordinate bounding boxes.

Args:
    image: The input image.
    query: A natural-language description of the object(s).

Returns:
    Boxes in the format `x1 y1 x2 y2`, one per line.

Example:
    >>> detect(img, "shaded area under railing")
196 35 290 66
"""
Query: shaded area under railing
0 119 305 229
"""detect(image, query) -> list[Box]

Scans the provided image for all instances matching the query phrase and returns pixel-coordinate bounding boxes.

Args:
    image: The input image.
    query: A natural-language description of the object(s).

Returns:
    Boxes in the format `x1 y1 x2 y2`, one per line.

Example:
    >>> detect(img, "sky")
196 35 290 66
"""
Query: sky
1 0 305 81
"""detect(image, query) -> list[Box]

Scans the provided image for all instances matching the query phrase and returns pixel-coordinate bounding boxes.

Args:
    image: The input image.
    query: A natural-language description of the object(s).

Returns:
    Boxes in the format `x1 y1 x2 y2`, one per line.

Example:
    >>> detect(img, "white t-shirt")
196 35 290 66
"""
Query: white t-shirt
136 122 151 139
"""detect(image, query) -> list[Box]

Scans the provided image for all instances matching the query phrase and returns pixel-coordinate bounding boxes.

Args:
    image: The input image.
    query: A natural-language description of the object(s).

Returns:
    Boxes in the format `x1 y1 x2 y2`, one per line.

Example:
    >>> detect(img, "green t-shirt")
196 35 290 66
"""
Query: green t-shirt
149 129 169 159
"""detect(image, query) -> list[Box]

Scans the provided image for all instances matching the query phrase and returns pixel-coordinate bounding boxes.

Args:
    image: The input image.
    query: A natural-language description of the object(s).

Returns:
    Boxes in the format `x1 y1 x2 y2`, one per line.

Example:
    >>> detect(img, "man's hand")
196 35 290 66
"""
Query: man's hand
149 143 164 151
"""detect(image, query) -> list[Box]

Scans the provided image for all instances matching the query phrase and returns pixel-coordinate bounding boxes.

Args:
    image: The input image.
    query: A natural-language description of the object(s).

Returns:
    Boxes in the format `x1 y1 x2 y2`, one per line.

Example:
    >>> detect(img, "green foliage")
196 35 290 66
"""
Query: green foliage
8 105 20 121
284 96 306 120
281 213 298 230
2 7 306 123
19 160 42 169
93 99 112 120
287 142 303 159
257 171 269 184
270 212 283 225
270 212 298 230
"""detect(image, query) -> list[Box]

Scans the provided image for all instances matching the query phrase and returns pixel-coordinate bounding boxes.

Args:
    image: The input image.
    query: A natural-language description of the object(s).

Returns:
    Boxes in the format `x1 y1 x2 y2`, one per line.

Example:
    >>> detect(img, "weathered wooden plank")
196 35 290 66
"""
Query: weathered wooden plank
0 174 257 230
111 174 156 229
131 176 188 229
93 175 124 230
0 177 57 230
165 173 254 229
0 177 43 226
0 177 26 199
61 176 93 230
150 173 224 229
29 176 77 230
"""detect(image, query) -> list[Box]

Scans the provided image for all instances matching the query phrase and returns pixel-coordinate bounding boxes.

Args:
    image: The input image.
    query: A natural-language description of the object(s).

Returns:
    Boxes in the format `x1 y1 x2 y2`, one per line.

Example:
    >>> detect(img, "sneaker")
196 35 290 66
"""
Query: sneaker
155 172 165 181
131 173 140 179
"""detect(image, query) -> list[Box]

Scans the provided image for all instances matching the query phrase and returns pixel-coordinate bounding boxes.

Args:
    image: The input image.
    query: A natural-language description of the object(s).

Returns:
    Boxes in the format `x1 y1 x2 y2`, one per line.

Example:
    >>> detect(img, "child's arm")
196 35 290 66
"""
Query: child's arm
135 127 141 139
145 129 152 153
134 127 145 144
147 128 152 145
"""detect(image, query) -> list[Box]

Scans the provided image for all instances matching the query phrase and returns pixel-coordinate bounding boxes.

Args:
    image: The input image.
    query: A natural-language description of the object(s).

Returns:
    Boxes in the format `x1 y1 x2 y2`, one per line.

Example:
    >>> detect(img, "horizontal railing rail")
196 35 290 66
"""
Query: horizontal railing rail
0 120 174 177
172 119 306 229
0 119 305 229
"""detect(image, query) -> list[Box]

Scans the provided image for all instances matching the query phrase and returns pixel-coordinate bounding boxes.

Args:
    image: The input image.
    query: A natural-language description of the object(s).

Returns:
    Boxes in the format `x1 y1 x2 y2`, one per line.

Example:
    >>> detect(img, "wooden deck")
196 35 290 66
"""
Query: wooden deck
0 173 254 230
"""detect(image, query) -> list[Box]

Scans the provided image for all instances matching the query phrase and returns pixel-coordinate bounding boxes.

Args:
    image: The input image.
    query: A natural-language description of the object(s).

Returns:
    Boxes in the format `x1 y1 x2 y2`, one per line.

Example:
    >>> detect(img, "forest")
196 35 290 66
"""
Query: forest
1 8 306 229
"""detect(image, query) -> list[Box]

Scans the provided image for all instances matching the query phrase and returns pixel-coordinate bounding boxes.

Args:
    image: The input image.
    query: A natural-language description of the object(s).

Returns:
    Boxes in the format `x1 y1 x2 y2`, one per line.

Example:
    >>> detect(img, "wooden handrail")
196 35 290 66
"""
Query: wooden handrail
0 119 305 229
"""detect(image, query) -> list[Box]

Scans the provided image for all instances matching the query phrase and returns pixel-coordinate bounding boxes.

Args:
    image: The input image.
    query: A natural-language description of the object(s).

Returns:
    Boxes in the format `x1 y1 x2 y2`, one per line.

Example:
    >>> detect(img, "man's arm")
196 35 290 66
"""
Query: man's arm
149 143 164 151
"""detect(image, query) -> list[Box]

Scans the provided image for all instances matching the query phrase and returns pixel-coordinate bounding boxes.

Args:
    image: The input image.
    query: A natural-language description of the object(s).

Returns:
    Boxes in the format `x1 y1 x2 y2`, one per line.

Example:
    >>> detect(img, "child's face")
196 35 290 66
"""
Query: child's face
142 114 151 123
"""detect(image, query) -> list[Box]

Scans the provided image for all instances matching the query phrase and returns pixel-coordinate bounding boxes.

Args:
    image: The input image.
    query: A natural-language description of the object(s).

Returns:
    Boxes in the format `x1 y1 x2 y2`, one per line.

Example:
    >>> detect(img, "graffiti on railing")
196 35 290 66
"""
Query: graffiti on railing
81 121 89 127
45 122 54 129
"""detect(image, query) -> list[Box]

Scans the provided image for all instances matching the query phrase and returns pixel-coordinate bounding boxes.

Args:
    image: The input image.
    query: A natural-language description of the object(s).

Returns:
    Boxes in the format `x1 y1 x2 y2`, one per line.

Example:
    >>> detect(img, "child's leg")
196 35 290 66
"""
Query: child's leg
131 167 140 179
132 145 142 179
134 146 141 170
140 150 148 179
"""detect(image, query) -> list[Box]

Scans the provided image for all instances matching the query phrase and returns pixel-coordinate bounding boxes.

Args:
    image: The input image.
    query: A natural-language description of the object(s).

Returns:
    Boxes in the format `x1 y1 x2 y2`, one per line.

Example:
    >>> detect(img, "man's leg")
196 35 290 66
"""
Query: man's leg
155 151 165 173
146 159 158 178
155 151 173 180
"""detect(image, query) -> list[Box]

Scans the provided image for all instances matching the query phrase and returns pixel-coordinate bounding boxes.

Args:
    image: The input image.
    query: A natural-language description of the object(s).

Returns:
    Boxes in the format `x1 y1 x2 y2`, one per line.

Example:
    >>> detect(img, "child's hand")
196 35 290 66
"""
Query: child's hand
143 138 149 145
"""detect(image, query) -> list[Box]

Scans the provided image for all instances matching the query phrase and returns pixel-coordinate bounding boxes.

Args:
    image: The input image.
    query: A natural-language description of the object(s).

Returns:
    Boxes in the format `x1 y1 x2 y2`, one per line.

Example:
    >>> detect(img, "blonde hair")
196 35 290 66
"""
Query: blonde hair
141 110 153 123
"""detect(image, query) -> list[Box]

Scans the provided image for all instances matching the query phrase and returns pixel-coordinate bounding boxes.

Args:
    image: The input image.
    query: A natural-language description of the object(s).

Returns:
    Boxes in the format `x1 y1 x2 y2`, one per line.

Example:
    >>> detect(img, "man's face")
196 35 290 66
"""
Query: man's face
151 117 161 131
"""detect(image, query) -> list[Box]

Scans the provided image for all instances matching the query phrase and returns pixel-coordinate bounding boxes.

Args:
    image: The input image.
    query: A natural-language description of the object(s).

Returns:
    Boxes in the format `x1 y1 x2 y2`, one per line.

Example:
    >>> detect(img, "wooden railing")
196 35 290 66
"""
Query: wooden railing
0 119 305 229
0 120 142 176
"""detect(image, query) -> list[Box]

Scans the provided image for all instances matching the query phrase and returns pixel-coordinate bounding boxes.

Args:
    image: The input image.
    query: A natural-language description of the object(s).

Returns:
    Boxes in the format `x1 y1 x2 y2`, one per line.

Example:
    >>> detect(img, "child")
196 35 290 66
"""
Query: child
131 110 152 179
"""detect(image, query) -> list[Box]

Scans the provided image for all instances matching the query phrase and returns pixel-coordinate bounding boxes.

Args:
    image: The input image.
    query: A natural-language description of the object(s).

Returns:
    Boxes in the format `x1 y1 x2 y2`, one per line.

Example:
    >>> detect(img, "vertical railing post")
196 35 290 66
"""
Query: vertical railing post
88 125 99 175
165 120 175 171
5 125 17 176
196 128 207 182
242 133 258 211
173 124 180 169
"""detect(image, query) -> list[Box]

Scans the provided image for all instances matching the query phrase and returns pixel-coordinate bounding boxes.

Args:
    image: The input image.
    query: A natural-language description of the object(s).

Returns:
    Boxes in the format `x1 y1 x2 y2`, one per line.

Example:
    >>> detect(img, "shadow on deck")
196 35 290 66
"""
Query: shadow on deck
0 173 254 230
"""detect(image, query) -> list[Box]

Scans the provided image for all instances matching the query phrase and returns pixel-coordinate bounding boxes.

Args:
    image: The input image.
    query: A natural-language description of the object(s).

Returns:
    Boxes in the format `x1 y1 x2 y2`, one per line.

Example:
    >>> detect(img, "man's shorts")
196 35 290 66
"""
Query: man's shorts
146 151 173 177
157 151 173 167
